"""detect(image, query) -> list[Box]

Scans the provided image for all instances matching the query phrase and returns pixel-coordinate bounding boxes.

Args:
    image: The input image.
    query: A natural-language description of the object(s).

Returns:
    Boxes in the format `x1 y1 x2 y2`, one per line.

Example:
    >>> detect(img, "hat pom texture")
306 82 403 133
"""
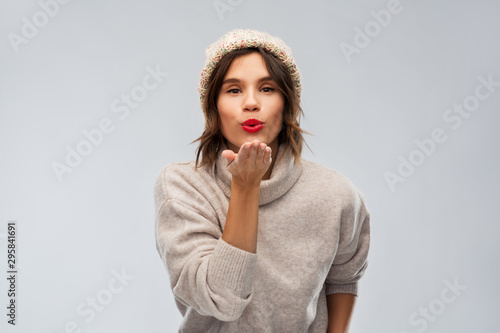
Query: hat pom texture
198 29 302 107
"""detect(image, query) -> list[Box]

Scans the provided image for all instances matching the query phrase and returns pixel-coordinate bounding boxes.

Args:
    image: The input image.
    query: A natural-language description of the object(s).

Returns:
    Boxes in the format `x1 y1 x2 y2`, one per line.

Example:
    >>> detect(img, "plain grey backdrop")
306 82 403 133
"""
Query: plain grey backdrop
1 0 499 332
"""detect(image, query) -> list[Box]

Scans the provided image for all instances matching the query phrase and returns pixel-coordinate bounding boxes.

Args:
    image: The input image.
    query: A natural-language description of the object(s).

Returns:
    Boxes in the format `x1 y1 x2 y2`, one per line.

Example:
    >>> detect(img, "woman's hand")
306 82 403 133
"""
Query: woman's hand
221 139 272 187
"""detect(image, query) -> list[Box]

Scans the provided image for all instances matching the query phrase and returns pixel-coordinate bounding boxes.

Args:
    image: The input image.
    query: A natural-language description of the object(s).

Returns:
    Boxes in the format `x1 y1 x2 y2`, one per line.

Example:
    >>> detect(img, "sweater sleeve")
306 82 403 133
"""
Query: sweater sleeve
324 188 371 296
154 166 258 322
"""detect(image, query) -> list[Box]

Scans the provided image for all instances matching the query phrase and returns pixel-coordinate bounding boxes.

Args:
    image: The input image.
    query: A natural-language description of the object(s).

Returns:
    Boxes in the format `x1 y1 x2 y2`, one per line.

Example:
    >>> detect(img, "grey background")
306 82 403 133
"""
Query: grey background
1 0 499 332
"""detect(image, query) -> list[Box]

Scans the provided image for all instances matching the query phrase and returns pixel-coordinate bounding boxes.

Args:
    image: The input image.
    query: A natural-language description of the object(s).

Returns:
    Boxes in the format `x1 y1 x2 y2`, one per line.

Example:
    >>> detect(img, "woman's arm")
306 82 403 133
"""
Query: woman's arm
221 140 273 253
324 187 370 332
155 169 259 322
222 180 260 253
327 293 356 333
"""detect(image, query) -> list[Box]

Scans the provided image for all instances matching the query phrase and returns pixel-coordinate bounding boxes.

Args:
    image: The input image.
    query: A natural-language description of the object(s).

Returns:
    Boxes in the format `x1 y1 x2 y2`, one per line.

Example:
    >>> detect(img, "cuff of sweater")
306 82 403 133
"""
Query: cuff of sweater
325 282 358 296
207 237 258 297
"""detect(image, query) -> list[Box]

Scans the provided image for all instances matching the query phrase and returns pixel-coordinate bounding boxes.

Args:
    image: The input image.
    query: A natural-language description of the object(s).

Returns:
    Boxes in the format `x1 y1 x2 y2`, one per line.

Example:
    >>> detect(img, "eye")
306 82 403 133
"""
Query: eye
261 87 275 92
227 88 240 94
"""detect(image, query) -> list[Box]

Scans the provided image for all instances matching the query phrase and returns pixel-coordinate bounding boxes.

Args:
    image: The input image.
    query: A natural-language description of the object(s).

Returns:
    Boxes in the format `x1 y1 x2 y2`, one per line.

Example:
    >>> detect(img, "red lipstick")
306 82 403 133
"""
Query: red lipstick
241 118 263 133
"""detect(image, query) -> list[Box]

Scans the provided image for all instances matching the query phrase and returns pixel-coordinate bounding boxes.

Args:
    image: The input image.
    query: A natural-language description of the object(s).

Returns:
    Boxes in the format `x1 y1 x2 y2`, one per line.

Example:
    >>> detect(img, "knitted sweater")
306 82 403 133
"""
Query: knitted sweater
153 142 371 333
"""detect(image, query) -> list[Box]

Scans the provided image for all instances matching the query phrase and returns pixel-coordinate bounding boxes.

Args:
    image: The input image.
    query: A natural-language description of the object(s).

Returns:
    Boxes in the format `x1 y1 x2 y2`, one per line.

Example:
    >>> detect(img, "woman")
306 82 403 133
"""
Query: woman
154 29 371 333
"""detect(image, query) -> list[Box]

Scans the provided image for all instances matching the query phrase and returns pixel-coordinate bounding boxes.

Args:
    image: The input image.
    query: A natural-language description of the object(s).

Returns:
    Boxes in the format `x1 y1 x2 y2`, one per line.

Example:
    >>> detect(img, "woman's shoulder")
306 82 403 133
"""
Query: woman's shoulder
300 158 367 204
156 159 211 179
154 160 213 201
301 158 353 184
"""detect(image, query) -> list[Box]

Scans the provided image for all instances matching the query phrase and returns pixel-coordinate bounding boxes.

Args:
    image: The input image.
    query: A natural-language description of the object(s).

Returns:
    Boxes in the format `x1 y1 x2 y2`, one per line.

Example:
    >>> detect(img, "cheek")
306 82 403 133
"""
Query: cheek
216 104 234 136
272 101 284 127
216 96 233 117
276 113 284 131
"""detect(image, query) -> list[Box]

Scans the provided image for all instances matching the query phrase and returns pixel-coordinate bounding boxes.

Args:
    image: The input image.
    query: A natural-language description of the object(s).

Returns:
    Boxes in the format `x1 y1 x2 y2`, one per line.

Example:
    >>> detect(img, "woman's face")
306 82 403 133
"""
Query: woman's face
216 52 284 154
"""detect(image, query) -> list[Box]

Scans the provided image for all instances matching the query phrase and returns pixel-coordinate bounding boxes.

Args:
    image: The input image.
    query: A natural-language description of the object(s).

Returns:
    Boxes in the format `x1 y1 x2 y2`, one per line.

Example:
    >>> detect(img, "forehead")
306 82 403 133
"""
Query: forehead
224 52 269 79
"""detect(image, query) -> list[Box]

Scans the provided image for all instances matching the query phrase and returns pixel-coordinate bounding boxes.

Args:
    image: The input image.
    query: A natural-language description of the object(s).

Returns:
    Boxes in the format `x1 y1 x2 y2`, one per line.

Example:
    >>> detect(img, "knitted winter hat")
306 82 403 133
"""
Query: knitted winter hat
198 29 302 108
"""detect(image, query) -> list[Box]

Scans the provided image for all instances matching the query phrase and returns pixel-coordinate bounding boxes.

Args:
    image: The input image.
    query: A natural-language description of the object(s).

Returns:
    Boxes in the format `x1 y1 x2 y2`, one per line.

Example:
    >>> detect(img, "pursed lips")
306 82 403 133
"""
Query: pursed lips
241 119 264 133
241 119 263 126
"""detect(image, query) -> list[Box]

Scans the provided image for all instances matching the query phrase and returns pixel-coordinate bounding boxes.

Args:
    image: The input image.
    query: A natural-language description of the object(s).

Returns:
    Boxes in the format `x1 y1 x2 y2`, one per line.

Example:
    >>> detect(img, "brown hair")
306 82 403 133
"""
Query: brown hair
191 47 312 170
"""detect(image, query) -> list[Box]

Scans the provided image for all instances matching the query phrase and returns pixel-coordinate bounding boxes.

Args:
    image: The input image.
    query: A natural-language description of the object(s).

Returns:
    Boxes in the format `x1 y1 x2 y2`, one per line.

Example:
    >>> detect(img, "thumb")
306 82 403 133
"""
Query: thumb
221 150 236 165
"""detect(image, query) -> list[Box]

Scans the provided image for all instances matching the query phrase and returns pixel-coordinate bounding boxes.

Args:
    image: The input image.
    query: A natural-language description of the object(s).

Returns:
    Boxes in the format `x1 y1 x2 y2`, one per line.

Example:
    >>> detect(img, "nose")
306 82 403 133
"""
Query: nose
242 89 260 112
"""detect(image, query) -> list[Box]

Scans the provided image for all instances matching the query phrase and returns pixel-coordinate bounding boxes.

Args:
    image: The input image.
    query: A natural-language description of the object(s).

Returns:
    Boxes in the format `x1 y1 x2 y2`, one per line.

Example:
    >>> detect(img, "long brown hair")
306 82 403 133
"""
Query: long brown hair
191 46 312 170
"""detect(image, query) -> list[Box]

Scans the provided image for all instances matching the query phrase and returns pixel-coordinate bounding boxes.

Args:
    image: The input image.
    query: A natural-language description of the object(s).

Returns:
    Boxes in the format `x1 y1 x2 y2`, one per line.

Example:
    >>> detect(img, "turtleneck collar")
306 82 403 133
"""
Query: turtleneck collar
212 142 304 206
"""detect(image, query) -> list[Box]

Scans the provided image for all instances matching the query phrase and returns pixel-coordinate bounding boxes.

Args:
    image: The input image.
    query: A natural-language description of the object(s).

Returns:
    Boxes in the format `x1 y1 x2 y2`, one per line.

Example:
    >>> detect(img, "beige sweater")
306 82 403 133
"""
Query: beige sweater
154 142 371 332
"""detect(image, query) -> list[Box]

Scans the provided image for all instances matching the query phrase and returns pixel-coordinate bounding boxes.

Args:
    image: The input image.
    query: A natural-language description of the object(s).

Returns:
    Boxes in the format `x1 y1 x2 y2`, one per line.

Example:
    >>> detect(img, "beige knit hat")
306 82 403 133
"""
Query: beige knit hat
198 29 302 108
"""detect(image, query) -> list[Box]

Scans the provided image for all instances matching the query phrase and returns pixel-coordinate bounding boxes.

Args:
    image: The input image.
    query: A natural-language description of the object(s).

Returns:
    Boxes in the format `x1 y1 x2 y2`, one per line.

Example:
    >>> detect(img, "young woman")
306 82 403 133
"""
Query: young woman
154 29 371 333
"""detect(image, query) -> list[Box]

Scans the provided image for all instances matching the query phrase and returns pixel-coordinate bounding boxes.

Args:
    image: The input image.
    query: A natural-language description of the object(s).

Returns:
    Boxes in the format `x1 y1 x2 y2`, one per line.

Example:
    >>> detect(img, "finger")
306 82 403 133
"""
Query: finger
222 150 236 161
249 141 259 164
257 143 266 160
237 143 251 162
222 150 236 167
264 147 272 164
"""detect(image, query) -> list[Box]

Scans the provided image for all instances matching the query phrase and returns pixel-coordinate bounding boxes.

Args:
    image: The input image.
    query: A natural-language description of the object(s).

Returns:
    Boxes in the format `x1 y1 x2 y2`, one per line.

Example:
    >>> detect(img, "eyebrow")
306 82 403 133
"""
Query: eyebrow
222 76 274 85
